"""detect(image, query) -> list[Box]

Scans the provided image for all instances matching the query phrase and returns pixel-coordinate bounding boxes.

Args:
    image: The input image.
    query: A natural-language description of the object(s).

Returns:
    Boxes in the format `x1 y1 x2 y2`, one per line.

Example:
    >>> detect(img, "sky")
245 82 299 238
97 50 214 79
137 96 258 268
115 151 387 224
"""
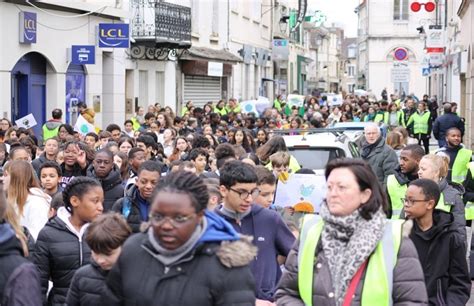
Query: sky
309 0 360 37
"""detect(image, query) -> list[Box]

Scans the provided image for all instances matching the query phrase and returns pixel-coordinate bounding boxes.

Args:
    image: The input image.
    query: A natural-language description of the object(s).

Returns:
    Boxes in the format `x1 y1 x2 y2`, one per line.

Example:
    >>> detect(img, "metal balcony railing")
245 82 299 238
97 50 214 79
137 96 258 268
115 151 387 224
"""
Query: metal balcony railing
131 0 191 47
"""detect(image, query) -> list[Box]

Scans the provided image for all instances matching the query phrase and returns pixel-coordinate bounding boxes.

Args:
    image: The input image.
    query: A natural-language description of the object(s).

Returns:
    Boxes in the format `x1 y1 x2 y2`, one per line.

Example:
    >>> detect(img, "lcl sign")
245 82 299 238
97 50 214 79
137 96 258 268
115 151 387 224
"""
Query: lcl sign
410 1 436 12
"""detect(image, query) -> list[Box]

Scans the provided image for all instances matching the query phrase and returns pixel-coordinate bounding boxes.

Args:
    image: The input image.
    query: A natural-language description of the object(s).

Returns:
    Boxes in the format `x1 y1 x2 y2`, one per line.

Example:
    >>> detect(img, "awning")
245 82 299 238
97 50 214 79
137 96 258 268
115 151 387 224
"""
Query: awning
181 46 242 63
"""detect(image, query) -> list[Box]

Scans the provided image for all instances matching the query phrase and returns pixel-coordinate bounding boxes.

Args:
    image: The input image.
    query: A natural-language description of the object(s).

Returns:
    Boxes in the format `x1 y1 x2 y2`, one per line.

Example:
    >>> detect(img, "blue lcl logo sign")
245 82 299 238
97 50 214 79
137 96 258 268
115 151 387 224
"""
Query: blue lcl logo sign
98 23 129 48
19 12 37 44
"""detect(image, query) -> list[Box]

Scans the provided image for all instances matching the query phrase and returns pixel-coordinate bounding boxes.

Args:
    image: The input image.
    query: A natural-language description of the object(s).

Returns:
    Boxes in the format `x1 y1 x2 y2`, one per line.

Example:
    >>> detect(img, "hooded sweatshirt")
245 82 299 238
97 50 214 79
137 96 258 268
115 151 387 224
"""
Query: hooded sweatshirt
410 210 471 305
215 204 295 301
17 188 51 241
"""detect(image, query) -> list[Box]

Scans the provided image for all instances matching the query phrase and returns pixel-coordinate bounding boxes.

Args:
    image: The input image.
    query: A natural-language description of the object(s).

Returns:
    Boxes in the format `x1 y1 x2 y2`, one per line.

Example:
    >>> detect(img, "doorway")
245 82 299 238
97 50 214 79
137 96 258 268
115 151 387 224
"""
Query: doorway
11 52 47 138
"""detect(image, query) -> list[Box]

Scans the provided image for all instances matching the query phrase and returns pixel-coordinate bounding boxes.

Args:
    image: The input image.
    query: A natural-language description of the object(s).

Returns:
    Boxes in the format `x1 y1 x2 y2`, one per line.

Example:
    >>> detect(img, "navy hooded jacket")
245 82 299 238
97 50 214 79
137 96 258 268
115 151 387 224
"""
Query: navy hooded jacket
215 204 295 301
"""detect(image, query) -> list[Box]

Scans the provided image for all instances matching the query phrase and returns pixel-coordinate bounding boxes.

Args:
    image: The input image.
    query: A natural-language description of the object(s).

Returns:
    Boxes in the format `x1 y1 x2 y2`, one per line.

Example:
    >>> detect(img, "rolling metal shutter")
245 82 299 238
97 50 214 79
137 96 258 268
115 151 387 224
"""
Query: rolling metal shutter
183 75 221 107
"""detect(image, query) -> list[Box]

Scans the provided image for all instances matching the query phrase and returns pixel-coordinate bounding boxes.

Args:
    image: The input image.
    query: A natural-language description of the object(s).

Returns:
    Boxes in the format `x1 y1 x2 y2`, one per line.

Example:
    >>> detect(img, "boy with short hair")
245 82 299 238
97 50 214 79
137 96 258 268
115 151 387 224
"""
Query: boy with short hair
39 161 62 197
84 132 98 151
269 151 290 179
254 165 276 209
98 131 112 150
404 179 471 305
66 213 132 305
189 148 208 176
125 148 146 191
216 160 294 302
112 160 163 232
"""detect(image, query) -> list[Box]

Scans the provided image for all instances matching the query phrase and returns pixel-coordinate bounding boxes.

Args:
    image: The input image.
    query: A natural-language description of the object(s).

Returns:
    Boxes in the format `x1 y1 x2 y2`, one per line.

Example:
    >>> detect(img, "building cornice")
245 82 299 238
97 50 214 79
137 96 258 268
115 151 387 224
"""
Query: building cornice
457 0 470 17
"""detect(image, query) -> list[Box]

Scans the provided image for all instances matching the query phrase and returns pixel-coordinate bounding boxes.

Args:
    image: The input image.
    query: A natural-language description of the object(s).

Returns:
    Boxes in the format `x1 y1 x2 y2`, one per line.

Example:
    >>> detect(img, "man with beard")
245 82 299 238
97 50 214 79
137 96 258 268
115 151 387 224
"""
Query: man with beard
436 127 472 184
386 144 425 218
359 123 399 189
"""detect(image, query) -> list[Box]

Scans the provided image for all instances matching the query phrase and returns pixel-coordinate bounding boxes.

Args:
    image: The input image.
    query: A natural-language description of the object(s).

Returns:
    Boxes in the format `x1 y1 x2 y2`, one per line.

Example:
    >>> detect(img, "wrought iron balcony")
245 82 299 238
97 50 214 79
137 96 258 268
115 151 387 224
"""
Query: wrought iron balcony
131 0 191 49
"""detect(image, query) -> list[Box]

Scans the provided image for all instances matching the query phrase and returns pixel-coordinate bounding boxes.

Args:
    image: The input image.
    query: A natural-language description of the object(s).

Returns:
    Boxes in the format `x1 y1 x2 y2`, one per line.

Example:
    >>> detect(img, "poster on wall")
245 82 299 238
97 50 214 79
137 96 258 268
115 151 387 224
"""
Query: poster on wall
65 73 85 125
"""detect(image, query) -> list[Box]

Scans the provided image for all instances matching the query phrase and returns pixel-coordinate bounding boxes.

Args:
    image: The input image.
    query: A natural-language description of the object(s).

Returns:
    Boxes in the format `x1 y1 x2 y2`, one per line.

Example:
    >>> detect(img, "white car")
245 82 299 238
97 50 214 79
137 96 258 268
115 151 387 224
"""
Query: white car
279 129 361 174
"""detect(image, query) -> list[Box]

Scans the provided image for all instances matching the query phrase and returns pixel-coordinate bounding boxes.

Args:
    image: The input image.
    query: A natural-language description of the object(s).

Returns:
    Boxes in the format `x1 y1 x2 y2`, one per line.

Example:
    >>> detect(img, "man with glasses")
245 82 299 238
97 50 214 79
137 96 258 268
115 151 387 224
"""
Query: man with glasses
216 160 295 304
404 179 470 305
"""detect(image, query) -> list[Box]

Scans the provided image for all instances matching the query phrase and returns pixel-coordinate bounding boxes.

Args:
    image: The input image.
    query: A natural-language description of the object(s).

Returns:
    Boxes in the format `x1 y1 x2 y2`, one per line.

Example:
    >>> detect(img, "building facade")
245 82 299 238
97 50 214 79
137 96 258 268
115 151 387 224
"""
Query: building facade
0 0 127 137
356 0 435 99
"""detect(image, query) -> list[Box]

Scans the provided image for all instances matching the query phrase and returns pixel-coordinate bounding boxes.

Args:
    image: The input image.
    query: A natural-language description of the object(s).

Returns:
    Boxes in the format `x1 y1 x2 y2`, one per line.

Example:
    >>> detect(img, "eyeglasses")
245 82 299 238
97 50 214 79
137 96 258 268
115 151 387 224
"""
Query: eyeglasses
149 213 196 227
229 187 260 200
402 198 428 207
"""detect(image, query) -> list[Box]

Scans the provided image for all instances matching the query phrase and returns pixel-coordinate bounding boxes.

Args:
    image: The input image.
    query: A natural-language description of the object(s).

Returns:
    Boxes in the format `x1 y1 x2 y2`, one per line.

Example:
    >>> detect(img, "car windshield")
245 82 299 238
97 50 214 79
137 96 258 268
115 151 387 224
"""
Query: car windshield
289 147 346 170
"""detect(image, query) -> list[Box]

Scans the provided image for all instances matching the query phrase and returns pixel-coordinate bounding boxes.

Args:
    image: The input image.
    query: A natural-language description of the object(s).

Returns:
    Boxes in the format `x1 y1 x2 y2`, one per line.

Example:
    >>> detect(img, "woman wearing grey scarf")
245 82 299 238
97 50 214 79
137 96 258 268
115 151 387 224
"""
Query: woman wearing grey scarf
275 158 428 306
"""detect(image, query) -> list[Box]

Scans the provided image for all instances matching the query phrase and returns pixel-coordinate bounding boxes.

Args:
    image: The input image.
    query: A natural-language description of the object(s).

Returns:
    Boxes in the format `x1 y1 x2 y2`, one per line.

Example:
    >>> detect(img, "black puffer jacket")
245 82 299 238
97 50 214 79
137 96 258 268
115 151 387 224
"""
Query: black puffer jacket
102 232 257 305
32 207 91 306
66 261 108 306
111 185 148 233
0 223 42 306
31 154 55 177
410 210 471 305
86 165 124 212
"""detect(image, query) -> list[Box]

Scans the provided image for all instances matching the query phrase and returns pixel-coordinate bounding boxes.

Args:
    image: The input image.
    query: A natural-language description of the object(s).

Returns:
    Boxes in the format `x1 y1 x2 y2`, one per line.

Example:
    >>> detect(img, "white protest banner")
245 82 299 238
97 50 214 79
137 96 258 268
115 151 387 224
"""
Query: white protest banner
74 114 95 135
15 113 37 129
240 100 258 115
286 94 305 108
273 173 326 213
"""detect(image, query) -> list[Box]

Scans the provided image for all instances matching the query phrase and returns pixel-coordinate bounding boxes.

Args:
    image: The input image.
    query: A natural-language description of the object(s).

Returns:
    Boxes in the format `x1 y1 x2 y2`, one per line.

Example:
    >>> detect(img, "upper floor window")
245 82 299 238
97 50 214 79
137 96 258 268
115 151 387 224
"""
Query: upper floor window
394 0 409 21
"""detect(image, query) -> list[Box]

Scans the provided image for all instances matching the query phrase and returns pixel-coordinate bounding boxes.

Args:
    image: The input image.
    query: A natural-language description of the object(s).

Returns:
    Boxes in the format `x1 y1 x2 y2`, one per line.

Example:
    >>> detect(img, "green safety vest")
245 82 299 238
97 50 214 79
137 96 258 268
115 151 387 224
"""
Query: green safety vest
407 111 430 134
451 148 472 184
130 117 141 131
42 124 60 141
298 215 403 306
274 99 282 112
436 193 451 213
380 111 406 127
214 107 228 116
465 162 474 220
386 175 407 219
225 104 241 114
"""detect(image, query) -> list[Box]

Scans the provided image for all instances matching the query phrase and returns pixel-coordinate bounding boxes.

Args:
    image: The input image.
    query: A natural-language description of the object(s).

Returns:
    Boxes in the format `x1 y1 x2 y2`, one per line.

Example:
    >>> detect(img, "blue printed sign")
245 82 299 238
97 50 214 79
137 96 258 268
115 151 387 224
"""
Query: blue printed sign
98 23 129 48
19 12 37 44
422 67 431 76
71 45 95 65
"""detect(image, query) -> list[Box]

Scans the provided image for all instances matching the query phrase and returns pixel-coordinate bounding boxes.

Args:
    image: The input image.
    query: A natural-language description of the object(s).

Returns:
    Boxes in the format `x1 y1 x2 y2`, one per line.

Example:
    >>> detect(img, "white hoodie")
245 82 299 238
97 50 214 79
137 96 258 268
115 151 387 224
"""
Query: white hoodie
56 206 90 240
18 187 51 241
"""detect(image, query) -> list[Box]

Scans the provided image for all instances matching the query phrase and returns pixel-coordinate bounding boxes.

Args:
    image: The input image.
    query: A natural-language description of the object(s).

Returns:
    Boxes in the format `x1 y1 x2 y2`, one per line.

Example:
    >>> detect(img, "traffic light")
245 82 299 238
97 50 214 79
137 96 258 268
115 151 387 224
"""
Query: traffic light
410 1 436 12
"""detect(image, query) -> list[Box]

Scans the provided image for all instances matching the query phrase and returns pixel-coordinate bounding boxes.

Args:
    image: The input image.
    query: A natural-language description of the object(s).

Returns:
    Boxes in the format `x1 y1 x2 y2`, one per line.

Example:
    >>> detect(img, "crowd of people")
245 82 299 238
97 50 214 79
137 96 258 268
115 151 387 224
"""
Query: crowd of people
0 90 472 305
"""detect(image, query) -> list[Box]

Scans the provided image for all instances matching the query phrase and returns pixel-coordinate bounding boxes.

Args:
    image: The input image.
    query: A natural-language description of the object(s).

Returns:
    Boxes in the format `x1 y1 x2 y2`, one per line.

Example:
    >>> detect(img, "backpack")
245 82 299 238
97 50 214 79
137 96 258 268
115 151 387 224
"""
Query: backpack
122 197 132 219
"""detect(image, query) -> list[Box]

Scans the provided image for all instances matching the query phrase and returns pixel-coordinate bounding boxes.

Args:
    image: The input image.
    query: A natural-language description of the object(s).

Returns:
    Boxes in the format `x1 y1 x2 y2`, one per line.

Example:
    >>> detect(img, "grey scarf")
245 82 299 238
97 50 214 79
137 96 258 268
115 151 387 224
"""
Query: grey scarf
320 202 386 305
147 218 206 267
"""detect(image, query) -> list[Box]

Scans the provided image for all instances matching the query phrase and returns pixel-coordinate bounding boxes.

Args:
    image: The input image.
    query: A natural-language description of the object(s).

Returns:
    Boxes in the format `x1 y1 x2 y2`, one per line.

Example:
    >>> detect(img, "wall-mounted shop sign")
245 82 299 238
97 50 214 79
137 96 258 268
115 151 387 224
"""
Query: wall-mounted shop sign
71 45 95 65
19 12 37 44
98 23 129 48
